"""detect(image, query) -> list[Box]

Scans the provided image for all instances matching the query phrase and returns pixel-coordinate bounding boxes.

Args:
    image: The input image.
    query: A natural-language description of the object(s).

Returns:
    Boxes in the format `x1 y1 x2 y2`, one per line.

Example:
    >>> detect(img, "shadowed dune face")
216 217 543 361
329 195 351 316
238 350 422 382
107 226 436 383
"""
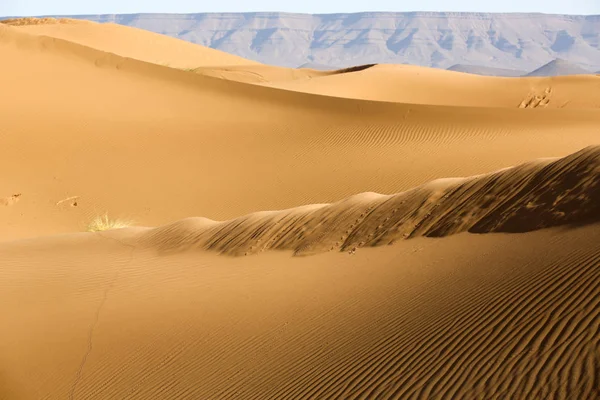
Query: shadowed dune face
189 63 377 84
331 63 378 74
139 147 600 256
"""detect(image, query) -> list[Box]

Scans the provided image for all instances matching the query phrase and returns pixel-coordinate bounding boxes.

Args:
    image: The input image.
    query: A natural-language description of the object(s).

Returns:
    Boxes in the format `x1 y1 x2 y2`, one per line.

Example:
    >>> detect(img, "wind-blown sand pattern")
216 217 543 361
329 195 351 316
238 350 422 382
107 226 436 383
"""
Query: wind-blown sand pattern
1 17 600 400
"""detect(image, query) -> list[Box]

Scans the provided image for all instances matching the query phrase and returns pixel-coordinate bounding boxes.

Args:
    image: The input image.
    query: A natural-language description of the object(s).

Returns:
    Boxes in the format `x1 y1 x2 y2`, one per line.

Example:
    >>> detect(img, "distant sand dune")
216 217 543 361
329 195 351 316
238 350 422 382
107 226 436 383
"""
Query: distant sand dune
4 17 258 69
8 18 600 106
264 64 600 107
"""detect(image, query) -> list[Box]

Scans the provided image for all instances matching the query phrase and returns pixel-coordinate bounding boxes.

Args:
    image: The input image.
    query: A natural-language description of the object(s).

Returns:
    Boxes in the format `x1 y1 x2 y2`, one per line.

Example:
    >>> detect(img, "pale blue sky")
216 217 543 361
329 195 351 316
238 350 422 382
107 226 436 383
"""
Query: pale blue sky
1 0 598 17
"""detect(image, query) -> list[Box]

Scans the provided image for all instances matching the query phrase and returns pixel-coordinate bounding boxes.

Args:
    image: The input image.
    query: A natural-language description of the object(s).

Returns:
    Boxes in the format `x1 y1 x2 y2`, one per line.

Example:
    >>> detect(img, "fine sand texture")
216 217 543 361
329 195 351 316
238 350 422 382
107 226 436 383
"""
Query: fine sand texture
2 221 600 399
2 18 600 400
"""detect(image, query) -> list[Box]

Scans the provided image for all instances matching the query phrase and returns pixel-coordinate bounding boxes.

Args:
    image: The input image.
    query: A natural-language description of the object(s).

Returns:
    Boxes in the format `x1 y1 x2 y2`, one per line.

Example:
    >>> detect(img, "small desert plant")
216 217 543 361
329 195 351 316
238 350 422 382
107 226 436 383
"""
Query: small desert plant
87 214 131 232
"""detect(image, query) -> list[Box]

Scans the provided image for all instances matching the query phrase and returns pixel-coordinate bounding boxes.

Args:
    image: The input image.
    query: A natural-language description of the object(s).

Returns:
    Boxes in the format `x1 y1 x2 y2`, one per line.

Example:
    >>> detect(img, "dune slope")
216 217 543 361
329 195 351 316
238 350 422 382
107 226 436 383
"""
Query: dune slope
265 65 600 108
2 17 258 68
1 219 599 399
3 18 354 85
140 146 600 256
197 62 600 106
264 64 600 107
1 23 600 241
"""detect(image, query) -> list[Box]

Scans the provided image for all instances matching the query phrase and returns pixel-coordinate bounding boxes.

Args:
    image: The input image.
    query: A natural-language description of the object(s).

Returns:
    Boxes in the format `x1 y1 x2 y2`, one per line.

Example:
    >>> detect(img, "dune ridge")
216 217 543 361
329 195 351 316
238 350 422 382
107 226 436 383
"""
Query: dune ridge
264 64 600 107
2 17 258 69
6 18 600 106
140 146 600 256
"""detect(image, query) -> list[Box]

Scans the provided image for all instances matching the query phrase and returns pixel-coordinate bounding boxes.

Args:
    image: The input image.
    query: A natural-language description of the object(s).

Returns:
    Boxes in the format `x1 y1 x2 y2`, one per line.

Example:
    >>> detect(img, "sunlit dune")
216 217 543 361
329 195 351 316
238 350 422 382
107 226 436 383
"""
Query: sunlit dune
3 17 258 69
263 63 600 108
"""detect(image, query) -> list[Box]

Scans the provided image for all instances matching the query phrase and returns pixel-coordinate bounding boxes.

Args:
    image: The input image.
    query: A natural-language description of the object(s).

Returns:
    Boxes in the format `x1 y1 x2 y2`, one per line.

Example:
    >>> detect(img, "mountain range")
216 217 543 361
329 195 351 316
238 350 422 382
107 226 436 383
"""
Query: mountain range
28 12 600 72
2 12 600 74
525 58 595 76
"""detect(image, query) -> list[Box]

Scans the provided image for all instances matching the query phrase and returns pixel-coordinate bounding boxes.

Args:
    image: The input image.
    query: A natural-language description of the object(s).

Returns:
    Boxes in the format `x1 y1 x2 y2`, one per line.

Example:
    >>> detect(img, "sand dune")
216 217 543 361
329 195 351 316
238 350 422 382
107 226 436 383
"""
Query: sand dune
2 18 600 400
2 216 599 399
6 18 600 102
264 63 600 107
2 17 258 69
2 18 336 84
139 146 600 256
1 23 600 241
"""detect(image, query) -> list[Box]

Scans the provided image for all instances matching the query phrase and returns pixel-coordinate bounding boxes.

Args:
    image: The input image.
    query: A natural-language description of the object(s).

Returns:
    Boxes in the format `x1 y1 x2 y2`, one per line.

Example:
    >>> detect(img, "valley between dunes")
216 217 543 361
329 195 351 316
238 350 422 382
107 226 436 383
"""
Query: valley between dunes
1 18 600 400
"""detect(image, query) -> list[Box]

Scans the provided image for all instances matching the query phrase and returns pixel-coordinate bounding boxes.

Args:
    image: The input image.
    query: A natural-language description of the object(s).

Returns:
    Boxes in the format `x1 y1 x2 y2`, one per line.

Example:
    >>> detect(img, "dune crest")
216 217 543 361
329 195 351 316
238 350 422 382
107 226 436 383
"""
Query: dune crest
264 63 600 107
4 17 258 69
140 146 600 256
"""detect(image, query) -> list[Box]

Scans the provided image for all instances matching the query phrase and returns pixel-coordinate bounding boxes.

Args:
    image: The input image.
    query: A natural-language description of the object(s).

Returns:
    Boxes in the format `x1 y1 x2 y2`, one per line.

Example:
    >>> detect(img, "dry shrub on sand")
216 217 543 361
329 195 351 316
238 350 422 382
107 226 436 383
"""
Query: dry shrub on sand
87 214 131 232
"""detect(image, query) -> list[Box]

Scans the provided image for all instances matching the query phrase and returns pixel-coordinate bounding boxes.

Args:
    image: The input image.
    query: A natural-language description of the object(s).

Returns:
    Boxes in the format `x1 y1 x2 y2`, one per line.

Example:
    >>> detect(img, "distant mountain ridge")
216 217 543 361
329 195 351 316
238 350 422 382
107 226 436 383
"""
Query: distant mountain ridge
525 58 593 77
447 64 526 77
4 12 600 71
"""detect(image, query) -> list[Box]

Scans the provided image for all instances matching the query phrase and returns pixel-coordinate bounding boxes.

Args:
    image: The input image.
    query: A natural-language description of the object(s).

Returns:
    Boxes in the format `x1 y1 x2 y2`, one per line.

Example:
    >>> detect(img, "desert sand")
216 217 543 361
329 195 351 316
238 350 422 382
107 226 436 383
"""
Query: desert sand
1 18 600 399
264 63 600 108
